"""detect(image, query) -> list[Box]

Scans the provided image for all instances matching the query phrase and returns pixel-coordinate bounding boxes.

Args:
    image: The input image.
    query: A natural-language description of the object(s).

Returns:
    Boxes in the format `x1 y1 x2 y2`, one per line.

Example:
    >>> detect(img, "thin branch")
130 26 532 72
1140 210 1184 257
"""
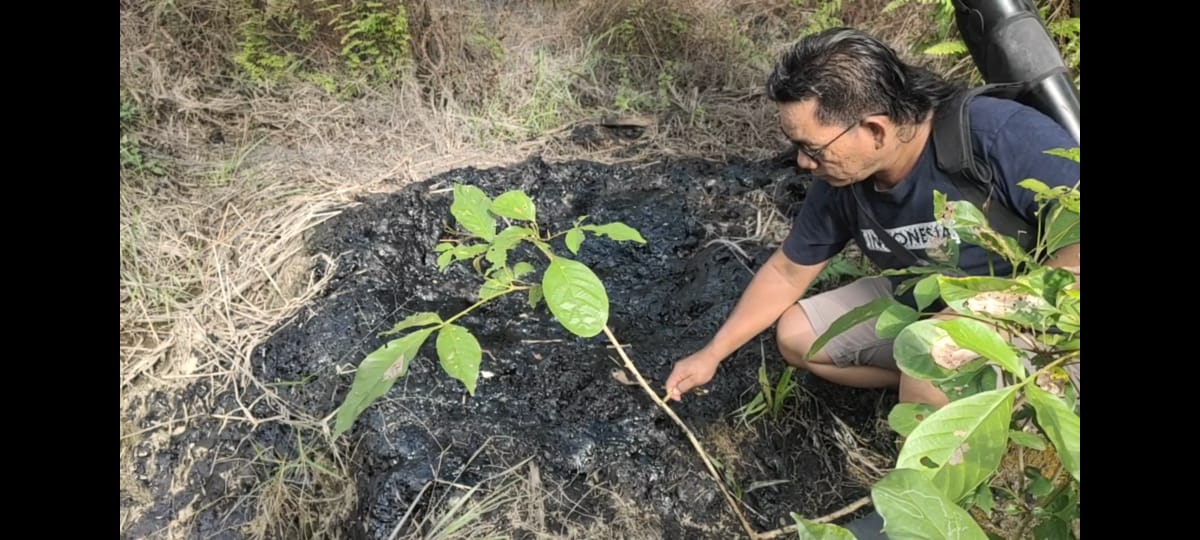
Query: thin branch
602 325 759 539
755 496 874 539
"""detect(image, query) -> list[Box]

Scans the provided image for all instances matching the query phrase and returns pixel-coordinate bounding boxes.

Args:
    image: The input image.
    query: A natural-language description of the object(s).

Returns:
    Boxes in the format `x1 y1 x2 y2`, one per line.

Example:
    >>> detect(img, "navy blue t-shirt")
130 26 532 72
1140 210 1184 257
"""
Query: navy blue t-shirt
783 96 1079 305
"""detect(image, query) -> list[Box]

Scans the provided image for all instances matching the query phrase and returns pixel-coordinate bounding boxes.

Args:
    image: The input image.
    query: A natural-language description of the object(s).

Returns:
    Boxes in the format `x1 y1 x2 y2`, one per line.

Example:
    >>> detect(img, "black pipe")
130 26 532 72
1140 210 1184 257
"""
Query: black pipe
952 0 1080 144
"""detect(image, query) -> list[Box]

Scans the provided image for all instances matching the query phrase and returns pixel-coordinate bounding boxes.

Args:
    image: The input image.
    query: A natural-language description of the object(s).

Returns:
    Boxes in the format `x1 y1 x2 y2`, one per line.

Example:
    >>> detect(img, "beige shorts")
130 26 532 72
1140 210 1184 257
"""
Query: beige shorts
797 276 897 370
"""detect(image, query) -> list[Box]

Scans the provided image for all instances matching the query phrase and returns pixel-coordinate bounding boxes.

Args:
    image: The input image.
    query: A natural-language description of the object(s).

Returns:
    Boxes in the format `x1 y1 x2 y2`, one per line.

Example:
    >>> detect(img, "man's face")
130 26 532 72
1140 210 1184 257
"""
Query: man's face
777 100 879 187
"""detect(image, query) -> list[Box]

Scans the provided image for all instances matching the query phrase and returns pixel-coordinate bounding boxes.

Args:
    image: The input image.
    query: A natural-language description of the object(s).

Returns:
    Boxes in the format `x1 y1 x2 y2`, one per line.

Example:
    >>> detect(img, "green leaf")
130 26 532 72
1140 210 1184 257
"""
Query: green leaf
888 403 939 438
896 386 1018 503
915 276 941 311
441 243 490 272
451 184 496 241
512 262 535 280
872 468 988 540
774 366 796 401
565 228 585 255
1044 483 1079 521
379 312 442 337
816 254 870 288
940 200 989 247
894 319 958 381
1044 148 1079 163
1025 468 1054 498
881 0 907 14
334 328 436 438
808 296 897 360
877 301 920 339
437 250 453 271
972 483 995 518
936 276 1049 328
528 284 543 308
490 266 515 285
1055 291 1080 334
1048 17 1080 38
487 226 534 269
1045 205 1080 255
1008 430 1046 451
1026 385 1080 482
1034 517 1071 540
581 222 647 243
1022 267 1076 306
436 324 482 395
490 190 537 222
543 257 608 337
434 242 454 253
881 264 958 277
936 318 1025 379
935 365 997 402
977 231 1030 266
789 514 857 540
925 228 961 266
1016 179 1057 200
479 279 508 300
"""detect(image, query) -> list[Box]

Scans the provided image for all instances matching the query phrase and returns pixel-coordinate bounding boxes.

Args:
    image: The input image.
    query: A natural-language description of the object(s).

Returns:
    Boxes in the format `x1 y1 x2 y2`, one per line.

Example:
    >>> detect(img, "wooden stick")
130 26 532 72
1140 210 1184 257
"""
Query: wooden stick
755 496 874 539
602 326 759 539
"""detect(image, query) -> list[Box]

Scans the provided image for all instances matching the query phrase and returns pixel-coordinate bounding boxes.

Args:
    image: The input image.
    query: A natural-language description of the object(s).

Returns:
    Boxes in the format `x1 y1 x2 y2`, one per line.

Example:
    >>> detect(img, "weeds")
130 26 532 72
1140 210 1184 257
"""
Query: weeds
120 91 164 176
245 431 356 540
735 360 799 426
234 0 412 93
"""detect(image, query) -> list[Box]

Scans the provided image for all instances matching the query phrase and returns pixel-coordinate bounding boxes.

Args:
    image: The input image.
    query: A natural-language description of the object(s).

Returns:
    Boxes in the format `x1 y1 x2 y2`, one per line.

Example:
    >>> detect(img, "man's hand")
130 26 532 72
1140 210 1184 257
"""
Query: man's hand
664 351 721 402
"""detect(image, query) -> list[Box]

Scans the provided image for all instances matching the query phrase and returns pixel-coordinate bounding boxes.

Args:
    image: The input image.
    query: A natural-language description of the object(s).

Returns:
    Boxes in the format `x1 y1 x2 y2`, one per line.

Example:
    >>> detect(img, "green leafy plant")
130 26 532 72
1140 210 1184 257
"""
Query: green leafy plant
332 184 647 438
811 250 872 291
331 184 764 538
735 362 799 425
795 0 845 37
322 0 411 83
802 148 1080 537
234 0 412 94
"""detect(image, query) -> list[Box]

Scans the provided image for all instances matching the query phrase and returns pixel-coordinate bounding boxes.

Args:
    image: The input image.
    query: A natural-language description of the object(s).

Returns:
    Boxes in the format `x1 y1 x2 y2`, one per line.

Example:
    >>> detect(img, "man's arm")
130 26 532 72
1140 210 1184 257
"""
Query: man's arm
665 247 828 400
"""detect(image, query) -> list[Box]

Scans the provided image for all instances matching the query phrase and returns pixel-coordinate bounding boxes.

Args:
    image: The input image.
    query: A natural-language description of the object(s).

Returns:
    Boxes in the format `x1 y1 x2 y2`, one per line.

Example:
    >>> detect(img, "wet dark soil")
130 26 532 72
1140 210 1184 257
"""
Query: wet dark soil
123 155 901 539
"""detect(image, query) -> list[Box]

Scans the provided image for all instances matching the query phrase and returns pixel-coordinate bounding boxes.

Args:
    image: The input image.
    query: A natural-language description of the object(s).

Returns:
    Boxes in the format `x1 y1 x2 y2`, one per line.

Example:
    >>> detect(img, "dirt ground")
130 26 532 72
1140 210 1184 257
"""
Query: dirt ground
122 152 901 539
121 1 1077 537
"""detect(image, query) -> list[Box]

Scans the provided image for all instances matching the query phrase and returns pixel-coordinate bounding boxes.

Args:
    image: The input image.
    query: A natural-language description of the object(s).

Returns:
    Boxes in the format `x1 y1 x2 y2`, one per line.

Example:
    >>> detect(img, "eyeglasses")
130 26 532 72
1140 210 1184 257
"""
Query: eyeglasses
796 112 887 164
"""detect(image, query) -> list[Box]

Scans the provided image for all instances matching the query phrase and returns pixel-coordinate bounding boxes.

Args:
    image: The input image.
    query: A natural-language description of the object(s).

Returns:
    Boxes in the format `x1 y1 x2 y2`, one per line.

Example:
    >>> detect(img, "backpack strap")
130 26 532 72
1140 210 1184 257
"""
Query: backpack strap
932 83 1039 253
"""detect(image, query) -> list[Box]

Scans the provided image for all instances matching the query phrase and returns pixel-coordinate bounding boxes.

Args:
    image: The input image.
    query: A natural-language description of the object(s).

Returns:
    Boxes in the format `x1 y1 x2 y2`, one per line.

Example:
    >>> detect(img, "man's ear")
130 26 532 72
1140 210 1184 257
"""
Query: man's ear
865 118 887 149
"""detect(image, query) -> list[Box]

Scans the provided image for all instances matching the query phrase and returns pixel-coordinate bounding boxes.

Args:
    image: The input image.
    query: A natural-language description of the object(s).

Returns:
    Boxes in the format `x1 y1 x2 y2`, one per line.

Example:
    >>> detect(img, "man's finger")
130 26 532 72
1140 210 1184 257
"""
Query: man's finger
672 379 693 398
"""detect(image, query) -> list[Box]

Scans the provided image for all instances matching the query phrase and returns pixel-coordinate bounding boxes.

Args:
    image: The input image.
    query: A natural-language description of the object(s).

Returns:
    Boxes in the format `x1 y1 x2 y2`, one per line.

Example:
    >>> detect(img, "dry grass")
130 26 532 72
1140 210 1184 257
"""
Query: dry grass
120 0 956 537
374 437 662 539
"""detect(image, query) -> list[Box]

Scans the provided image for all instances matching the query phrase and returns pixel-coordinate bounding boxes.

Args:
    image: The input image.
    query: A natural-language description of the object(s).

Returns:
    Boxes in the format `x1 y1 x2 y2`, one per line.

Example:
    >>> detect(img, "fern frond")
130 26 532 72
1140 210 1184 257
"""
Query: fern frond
923 40 968 56
882 0 909 13
1049 17 1080 38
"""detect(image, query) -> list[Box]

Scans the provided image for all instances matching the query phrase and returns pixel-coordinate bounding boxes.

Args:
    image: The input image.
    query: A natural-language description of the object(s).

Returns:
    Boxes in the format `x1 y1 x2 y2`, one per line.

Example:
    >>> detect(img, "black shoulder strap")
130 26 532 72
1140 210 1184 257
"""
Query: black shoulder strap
933 83 1038 253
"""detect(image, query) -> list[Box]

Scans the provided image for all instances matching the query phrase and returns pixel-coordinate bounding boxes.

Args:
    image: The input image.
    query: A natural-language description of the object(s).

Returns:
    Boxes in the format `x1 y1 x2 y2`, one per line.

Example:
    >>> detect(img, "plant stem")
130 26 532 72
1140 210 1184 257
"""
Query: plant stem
1023 353 1076 386
1042 473 1073 507
441 287 522 327
601 325 759 539
755 496 873 539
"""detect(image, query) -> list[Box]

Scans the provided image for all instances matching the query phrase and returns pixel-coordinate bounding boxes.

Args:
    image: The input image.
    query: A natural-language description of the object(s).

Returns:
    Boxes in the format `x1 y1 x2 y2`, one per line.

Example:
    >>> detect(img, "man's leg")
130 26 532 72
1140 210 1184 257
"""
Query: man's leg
776 276 949 407
776 277 900 389
776 302 900 388
898 374 949 408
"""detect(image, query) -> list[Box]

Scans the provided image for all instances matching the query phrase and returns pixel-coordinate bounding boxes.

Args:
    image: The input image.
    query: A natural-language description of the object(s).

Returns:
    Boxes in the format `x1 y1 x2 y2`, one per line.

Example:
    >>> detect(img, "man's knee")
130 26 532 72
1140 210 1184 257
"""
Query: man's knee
776 304 834 369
